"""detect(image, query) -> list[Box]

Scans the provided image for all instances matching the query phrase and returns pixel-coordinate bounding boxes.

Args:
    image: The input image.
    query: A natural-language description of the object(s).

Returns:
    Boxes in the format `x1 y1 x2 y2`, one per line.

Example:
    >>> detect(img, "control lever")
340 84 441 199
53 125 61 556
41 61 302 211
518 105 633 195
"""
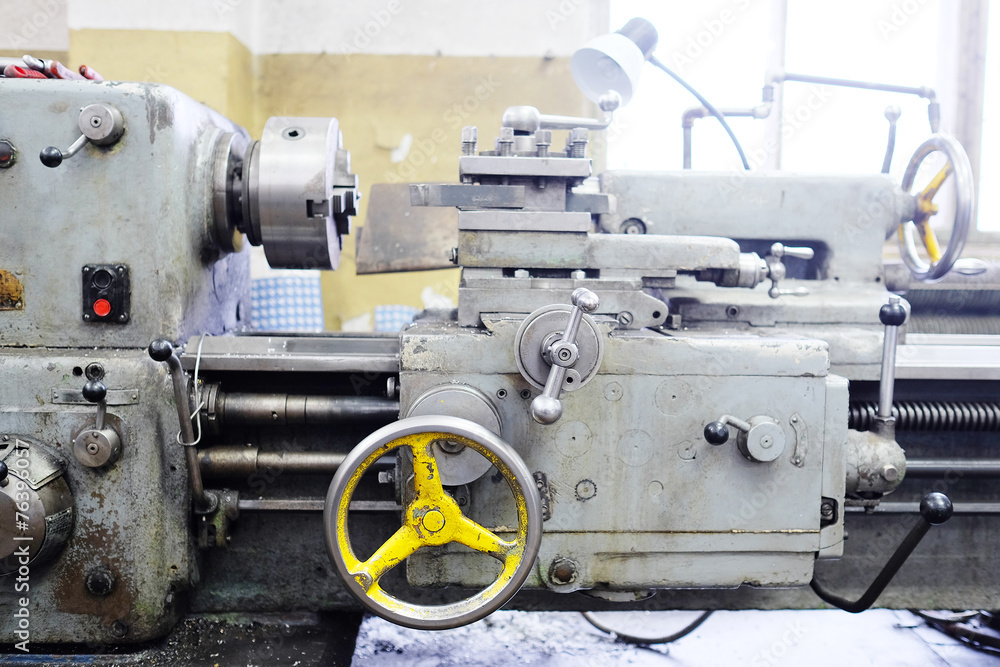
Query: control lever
874 295 907 437
811 492 953 612
148 339 217 513
530 288 600 425
765 243 814 298
40 103 124 168
72 380 122 468
703 414 785 463
881 106 901 174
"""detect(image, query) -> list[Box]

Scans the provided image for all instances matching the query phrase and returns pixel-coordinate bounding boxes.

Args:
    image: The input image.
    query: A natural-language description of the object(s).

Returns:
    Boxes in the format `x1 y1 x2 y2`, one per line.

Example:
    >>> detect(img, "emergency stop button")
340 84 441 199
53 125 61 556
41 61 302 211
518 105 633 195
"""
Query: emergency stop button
82 264 130 323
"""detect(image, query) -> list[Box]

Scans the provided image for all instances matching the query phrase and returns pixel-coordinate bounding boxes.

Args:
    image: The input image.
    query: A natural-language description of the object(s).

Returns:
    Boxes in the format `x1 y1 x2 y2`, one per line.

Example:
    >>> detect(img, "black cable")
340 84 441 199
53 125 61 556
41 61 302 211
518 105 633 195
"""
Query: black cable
582 610 713 645
648 55 751 170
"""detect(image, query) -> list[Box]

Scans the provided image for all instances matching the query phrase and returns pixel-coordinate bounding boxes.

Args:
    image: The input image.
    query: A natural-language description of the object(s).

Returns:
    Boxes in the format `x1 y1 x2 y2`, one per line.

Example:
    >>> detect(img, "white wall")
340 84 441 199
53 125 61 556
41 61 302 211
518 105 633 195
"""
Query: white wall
58 0 606 56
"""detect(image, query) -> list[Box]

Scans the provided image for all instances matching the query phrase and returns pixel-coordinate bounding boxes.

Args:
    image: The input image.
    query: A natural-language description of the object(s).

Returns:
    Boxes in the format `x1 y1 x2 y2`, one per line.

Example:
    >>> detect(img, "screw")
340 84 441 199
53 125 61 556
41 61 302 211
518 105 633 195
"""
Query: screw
535 129 551 158
726 305 740 318
821 500 835 521
90 116 102 127
85 566 116 596
461 126 478 156
568 127 588 158
110 620 129 638
497 127 514 157
616 311 633 326
881 464 899 482
549 558 579 585
87 442 100 455
448 247 458 265
520 389 532 400
496 388 507 399
513 269 530 279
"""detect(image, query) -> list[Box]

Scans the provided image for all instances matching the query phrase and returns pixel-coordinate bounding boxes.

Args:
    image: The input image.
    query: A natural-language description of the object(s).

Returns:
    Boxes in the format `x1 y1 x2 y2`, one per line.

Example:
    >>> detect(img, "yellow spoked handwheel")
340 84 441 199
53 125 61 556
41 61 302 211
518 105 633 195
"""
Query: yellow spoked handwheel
898 134 974 283
324 415 542 630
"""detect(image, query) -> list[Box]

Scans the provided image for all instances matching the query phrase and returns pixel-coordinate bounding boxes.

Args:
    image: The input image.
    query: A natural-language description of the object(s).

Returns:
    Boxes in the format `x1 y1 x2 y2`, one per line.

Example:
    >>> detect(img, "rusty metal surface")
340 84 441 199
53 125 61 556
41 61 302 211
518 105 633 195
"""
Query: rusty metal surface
355 183 457 274
0 269 24 310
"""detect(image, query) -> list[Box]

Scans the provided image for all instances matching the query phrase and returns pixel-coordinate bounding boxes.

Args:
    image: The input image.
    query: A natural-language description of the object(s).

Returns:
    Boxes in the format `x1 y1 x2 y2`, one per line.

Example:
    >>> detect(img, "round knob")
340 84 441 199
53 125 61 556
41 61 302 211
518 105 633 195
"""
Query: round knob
530 395 563 425
919 492 953 525
39 146 63 168
82 380 107 403
884 105 902 122
571 288 600 313
148 339 174 362
704 422 729 445
0 460 7 483
880 301 907 327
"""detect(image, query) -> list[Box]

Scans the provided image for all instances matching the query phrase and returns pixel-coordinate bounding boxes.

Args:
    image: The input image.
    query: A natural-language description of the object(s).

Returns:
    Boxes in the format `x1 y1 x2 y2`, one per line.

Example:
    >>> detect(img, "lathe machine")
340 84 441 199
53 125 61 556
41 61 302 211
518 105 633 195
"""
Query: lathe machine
0 65 997 648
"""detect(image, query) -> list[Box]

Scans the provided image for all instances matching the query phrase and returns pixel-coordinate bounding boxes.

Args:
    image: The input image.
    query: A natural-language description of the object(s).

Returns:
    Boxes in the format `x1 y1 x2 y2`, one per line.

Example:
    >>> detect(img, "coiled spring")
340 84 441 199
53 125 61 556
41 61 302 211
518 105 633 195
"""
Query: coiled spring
849 401 1000 432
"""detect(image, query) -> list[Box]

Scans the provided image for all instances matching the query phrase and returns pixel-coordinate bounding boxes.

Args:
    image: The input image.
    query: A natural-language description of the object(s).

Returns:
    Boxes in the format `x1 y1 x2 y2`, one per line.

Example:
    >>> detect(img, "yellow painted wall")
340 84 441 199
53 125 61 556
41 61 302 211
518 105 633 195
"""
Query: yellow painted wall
19 30 590 330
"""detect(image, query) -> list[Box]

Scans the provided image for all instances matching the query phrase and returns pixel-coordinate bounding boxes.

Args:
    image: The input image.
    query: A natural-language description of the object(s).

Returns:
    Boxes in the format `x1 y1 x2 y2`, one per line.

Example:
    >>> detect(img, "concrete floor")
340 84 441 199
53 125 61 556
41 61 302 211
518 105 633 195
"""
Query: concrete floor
352 609 1000 666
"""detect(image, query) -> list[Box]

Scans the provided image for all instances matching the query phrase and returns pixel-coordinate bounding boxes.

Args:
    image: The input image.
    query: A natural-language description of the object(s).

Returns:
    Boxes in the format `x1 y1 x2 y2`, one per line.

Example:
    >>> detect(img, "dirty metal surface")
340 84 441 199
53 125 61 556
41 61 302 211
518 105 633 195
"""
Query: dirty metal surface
0 80 250 348
356 183 457 274
0 349 192 644
399 318 844 592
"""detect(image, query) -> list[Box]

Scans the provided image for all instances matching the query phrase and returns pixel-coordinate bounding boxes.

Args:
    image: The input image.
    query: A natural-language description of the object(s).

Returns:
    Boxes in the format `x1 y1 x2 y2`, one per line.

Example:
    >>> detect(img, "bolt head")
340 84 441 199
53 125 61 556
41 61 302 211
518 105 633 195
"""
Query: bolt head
549 558 579 585
86 566 117 596
881 464 899 482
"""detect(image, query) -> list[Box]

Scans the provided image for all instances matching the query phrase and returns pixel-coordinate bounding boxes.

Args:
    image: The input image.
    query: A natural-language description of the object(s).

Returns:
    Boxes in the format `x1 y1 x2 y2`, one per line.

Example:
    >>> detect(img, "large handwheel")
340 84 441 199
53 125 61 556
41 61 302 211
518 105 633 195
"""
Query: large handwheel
898 134 975 282
324 415 542 630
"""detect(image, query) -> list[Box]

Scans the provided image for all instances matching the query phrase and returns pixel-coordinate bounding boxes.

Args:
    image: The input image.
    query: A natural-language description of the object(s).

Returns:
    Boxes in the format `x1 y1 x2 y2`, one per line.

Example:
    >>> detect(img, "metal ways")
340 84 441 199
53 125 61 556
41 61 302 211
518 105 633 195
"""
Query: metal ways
324 416 542 630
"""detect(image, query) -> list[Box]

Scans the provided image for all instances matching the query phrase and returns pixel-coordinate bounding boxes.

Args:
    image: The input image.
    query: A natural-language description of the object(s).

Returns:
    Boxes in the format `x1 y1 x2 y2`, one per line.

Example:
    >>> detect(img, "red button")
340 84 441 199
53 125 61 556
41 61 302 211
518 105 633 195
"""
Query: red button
93 299 112 317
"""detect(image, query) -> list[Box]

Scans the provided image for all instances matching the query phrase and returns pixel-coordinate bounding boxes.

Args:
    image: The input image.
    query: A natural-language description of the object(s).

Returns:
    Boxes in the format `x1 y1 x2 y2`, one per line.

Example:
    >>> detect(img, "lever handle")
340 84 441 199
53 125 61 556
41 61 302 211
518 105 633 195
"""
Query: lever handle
811 492 952 613
765 242 814 299
874 296 907 436
40 103 124 168
149 338 216 512
81 380 107 430
704 414 784 463
530 288 599 425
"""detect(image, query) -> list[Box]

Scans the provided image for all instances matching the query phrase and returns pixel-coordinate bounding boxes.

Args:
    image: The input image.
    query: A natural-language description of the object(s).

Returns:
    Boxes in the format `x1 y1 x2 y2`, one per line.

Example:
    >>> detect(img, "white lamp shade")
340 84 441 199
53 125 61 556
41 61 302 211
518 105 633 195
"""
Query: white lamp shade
571 32 646 106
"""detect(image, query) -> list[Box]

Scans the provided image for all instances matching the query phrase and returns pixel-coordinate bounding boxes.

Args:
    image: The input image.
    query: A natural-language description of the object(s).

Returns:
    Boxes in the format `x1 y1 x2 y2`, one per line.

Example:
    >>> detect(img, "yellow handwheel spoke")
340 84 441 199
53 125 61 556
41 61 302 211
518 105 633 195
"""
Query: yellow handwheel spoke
904 162 952 263
409 436 447 502
451 516 516 563
916 220 943 263
351 524 423 590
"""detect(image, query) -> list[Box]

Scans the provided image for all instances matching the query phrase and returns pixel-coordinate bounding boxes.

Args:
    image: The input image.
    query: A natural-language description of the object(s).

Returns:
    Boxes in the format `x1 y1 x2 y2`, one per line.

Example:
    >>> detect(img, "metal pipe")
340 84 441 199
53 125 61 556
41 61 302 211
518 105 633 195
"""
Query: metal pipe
199 446 349 477
681 105 771 170
905 459 1000 477
237 498 399 512
211 388 398 427
765 70 939 132
847 502 1000 514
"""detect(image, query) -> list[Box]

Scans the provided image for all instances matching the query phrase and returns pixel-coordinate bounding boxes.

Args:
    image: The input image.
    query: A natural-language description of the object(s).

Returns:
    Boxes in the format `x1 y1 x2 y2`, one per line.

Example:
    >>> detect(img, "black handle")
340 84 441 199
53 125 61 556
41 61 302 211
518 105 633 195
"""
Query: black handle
82 380 107 403
810 492 953 613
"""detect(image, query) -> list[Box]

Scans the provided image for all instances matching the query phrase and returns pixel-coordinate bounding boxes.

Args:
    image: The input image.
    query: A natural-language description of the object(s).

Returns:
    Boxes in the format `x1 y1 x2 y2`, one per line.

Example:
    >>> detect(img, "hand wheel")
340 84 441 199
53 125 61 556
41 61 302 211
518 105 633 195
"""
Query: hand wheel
898 134 974 282
324 415 542 629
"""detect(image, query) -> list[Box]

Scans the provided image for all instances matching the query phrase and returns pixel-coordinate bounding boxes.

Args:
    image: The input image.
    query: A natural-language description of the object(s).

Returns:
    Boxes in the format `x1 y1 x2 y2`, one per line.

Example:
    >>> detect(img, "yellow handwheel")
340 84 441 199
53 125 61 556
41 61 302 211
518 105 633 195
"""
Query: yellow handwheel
898 134 974 282
323 415 542 629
